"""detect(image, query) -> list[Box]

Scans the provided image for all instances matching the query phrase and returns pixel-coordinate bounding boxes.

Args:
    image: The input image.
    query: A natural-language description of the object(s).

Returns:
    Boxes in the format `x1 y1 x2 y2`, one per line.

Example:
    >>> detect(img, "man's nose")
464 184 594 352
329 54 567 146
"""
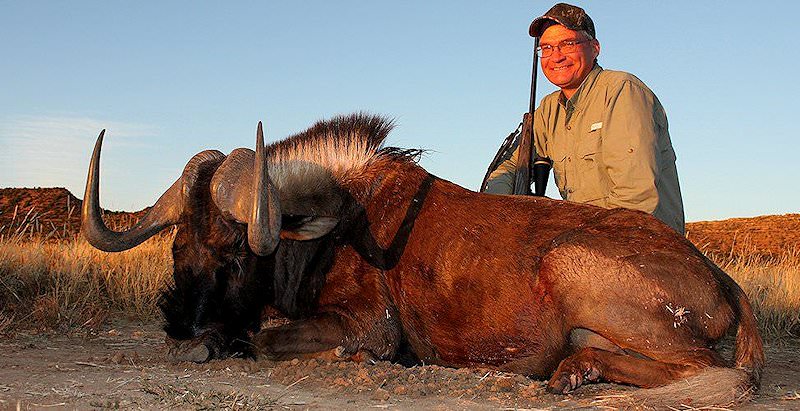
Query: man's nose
550 47 565 62
549 47 567 60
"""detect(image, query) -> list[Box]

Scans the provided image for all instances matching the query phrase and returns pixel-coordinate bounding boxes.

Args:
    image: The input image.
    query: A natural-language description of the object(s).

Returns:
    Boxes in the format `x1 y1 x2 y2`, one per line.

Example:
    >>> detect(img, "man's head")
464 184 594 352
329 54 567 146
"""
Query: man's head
529 3 600 98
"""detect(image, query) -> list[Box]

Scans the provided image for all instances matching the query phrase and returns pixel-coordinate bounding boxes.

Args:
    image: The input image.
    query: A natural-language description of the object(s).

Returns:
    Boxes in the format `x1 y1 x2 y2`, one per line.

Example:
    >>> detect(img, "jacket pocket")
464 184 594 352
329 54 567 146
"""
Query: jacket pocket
573 133 606 203
579 132 602 159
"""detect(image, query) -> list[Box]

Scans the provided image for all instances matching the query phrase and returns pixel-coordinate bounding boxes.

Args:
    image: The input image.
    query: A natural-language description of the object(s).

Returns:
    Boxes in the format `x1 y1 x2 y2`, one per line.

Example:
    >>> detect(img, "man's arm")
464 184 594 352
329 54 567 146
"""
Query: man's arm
483 143 519 194
601 81 663 213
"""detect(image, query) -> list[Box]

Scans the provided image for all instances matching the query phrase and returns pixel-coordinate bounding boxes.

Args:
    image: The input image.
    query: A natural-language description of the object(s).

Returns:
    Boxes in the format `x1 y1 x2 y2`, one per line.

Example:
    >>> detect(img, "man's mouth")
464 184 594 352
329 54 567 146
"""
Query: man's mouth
550 65 572 72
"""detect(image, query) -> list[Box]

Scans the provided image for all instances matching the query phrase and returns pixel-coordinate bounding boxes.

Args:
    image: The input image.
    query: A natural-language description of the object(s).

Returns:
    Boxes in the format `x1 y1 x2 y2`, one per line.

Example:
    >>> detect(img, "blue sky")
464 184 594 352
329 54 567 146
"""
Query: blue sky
1 1 797 222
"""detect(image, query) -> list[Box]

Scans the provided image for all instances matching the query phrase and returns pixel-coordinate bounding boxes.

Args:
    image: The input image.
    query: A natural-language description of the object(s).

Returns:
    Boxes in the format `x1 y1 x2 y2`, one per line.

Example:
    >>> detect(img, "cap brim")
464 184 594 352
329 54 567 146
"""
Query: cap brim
528 16 561 37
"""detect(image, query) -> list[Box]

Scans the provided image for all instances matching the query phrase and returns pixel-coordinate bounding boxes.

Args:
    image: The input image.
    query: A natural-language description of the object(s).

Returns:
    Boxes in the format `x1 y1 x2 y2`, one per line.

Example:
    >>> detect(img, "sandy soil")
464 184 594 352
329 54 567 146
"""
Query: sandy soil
1 320 798 410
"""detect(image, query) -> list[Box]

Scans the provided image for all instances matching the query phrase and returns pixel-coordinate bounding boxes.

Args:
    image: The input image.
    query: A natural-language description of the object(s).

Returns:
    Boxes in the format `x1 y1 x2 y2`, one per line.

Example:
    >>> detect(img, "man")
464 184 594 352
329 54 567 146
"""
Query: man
485 3 685 235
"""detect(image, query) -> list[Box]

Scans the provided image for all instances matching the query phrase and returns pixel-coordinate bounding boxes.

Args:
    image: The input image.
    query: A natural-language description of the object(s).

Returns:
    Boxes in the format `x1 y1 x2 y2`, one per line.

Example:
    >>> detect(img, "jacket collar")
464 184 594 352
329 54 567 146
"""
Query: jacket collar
559 63 603 113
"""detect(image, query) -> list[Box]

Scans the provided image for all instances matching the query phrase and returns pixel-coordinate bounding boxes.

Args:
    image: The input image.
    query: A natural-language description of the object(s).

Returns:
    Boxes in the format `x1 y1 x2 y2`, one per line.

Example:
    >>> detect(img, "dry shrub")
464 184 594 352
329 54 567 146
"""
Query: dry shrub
711 249 800 339
0 231 173 332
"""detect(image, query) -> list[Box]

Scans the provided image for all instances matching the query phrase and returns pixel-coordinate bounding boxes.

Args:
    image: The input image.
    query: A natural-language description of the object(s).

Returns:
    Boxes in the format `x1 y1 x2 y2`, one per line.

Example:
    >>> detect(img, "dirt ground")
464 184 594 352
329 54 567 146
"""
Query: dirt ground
0 320 798 410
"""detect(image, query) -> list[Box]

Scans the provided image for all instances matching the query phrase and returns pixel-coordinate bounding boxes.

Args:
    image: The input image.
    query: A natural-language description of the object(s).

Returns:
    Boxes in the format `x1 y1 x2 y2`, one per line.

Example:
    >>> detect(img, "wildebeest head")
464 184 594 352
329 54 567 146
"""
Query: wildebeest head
80 123 341 361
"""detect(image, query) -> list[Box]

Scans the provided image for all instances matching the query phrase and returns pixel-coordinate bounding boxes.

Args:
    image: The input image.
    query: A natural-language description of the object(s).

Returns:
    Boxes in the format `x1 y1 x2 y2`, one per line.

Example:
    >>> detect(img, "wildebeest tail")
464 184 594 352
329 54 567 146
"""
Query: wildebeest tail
727 266 765 387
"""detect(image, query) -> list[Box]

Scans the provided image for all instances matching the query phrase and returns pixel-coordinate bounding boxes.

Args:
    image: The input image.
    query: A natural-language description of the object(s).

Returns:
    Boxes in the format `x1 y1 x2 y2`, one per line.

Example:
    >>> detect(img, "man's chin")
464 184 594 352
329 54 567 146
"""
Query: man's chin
546 77 577 90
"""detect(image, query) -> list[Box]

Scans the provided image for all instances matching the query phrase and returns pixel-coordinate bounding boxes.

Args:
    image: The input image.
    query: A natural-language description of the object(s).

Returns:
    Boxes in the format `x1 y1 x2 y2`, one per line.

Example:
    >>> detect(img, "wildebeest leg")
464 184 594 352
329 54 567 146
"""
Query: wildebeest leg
547 347 723 393
496 326 570 378
254 251 402 363
253 312 346 360
253 310 395 363
537 241 736 392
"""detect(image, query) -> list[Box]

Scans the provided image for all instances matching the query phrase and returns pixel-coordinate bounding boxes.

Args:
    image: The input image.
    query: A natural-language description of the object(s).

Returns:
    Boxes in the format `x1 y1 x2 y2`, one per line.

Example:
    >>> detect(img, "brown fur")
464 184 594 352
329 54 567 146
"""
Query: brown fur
252 114 764 407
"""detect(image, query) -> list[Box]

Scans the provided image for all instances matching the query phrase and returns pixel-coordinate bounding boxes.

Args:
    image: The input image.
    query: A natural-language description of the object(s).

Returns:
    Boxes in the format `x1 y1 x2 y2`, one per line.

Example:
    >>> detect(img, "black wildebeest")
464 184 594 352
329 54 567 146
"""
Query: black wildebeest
83 113 763 406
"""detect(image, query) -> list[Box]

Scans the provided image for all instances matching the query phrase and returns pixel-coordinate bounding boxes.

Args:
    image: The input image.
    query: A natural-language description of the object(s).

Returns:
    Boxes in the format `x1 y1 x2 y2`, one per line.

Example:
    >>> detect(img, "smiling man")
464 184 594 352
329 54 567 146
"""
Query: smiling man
485 3 685 235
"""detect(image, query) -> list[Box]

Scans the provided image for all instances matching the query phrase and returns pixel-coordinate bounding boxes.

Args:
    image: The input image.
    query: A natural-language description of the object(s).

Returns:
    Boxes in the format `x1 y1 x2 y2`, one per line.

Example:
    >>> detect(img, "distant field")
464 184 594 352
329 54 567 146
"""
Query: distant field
687 214 800 258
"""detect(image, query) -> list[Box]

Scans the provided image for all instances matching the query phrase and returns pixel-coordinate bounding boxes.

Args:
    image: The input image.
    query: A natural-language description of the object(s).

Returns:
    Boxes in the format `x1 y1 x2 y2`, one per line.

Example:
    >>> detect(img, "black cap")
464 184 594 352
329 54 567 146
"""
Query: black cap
529 3 595 38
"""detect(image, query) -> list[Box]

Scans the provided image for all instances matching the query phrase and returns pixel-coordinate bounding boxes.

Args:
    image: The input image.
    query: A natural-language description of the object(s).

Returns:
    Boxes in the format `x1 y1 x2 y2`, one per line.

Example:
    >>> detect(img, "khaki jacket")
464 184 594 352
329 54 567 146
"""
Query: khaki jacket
485 65 685 235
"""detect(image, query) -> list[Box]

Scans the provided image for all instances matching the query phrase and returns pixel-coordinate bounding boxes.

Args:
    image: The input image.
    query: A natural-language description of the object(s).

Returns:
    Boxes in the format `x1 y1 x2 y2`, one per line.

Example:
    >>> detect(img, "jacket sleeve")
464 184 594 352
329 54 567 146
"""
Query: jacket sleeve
601 81 661 213
483 144 518 194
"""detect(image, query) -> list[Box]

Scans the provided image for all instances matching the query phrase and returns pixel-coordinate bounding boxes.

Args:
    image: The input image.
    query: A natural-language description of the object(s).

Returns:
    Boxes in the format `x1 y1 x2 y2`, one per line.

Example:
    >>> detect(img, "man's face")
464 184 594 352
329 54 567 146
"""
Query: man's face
539 24 600 97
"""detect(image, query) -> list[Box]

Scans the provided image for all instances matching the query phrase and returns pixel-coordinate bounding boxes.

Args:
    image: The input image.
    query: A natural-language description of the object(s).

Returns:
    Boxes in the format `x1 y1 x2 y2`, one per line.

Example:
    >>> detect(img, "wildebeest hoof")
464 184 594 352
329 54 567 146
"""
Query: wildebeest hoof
351 350 378 365
167 340 212 363
333 346 378 364
547 359 601 394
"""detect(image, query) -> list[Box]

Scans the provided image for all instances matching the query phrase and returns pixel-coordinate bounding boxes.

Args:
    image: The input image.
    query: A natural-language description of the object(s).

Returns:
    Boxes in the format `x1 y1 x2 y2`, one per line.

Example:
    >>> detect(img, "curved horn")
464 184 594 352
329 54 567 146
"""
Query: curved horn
249 121 282 255
210 122 281 256
81 130 184 252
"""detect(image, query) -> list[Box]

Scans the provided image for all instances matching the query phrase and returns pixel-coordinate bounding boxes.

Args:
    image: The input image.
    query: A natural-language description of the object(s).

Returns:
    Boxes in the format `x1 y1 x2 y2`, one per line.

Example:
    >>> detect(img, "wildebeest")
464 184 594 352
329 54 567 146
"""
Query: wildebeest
81 128 333 362
83 113 763 405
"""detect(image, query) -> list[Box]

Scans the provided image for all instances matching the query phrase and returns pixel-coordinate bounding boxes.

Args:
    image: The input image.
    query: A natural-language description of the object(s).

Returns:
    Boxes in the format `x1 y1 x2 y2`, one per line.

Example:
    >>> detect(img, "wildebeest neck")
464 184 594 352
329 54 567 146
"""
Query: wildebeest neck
344 162 435 270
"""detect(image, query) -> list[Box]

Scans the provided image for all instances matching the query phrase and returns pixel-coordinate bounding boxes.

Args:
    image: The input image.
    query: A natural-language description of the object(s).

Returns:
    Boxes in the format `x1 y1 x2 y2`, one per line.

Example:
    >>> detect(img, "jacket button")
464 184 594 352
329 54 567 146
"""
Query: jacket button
567 156 571 162
628 148 634 153
566 124 572 130
567 188 574 193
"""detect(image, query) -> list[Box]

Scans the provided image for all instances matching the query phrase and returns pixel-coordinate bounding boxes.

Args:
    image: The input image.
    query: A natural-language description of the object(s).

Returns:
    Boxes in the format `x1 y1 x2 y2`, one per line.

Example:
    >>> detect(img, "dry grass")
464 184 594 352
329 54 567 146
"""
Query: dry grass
0 232 173 333
709 249 800 338
0 221 798 339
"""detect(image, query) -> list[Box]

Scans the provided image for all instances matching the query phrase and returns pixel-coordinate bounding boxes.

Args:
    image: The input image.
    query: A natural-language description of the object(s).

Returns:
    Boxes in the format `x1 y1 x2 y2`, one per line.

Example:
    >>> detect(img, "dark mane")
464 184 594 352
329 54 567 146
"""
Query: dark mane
379 146 425 163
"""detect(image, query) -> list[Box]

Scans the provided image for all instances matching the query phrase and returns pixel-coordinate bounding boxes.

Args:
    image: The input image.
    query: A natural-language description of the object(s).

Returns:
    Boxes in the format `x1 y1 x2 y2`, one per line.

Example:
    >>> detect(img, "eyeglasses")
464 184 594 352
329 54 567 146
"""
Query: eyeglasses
536 39 591 58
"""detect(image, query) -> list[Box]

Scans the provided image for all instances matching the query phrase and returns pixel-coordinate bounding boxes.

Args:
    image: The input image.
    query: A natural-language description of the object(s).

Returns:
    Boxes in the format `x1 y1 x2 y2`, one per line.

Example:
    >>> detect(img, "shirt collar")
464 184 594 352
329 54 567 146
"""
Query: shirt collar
558 64 603 111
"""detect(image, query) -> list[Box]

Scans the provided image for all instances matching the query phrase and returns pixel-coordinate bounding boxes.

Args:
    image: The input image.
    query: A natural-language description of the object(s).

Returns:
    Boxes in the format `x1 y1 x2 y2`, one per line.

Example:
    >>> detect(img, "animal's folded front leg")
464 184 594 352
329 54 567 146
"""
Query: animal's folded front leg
253 305 401 364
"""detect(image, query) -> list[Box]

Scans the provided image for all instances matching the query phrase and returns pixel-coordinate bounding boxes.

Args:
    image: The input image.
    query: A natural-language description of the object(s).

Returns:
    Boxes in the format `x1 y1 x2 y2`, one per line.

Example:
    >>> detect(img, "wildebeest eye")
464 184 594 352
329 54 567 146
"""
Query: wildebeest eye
281 214 313 230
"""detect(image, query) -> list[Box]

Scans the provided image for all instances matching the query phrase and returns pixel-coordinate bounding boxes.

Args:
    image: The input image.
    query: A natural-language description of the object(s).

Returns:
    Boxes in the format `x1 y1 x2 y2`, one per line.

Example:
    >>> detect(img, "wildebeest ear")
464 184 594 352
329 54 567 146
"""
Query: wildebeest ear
280 216 339 241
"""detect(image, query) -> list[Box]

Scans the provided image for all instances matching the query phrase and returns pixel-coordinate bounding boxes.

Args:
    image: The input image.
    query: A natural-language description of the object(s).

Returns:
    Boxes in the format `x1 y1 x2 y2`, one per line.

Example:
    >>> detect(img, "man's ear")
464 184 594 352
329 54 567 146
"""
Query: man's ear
280 216 339 241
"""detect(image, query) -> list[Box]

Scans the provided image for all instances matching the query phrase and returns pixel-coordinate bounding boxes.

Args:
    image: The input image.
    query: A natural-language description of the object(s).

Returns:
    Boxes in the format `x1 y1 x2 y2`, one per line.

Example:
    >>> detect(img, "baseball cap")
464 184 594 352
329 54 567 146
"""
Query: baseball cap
529 3 596 38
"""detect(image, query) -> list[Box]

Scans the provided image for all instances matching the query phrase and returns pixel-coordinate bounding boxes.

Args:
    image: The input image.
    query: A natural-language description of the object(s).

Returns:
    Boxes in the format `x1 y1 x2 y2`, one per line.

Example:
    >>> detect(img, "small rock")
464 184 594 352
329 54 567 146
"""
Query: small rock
371 388 390 401
494 377 514 392
392 385 407 395
519 382 541 400
111 352 125 364
356 368 373 384
290 358 300 366
333 377 351 386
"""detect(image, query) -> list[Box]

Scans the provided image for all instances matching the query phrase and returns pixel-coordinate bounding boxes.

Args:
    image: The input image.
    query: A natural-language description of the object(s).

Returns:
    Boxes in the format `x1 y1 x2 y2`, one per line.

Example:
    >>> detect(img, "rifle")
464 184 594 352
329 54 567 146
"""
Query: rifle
482 37 550 196
513 36 540 196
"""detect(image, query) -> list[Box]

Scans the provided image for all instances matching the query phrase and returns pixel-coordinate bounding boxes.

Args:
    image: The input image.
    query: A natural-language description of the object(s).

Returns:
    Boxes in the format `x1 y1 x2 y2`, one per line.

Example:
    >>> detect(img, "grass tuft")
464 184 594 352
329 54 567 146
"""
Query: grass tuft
0 232 173 332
